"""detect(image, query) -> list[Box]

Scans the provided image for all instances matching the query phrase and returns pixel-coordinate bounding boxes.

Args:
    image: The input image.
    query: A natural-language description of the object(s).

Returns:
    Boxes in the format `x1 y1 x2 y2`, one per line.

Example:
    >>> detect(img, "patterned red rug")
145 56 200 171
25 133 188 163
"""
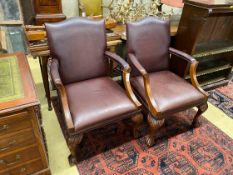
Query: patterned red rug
209 82 233 118
52 98 233 175
217 82 233 100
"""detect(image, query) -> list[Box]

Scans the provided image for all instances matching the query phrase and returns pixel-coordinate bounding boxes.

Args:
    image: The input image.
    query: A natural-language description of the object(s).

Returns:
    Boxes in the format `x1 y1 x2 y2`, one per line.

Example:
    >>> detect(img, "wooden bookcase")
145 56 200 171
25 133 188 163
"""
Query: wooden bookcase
174 0 233 89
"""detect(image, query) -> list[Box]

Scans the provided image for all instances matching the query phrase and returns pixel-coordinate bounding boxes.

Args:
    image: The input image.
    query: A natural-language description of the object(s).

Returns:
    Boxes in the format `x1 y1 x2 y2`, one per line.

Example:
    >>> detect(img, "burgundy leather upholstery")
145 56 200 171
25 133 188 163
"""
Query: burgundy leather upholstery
65 77 137 133
46 17 139 134
127 17 170 76
131 71 205 115
127 17 206 116
46 17 107 85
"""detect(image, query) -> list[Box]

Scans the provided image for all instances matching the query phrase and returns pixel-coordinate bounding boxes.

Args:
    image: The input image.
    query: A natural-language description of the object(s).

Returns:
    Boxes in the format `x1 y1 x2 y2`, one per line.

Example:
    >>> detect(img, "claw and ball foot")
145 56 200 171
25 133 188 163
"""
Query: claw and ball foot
68 154 77 166
146 114 165 147
191 103 208 128
67 134 83 166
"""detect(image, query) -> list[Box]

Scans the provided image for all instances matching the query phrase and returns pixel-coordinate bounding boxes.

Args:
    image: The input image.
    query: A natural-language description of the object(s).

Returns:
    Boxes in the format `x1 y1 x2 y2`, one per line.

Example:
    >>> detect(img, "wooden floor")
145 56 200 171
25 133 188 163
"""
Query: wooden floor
28 56 233 175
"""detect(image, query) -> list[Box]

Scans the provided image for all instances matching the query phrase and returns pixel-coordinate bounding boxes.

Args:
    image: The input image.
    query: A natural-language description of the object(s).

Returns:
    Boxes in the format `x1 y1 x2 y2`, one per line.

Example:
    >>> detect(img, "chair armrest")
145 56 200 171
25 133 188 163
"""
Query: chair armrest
128 54 161 118
105 51 142 108
50 59 75 132
50 59 62 86
169 47 208 98
169 47 196 63
128 53 147 76
105 51 130 71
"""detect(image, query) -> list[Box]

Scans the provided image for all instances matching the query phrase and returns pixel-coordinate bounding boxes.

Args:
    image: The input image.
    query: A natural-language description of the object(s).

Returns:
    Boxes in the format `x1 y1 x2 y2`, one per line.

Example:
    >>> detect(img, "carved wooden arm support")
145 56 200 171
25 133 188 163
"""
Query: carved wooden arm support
189 61 208 99
50 59 75 132
169 47 208 99
105 51 142 108
128 54 161 118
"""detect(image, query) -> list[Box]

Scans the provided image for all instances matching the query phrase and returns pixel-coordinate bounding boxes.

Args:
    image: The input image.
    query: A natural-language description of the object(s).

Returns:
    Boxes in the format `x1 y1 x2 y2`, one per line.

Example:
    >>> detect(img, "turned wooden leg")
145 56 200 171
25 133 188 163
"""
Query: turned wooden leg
191 103 208 127
39 56 52 111
67 134 83 166
131 113 144 138
145 114 165 147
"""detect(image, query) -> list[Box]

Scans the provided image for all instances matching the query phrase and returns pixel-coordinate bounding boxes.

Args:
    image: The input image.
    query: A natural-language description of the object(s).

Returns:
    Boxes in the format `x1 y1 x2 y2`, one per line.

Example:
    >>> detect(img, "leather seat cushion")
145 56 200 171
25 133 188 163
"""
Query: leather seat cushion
131 71 206 115
65 77 137 133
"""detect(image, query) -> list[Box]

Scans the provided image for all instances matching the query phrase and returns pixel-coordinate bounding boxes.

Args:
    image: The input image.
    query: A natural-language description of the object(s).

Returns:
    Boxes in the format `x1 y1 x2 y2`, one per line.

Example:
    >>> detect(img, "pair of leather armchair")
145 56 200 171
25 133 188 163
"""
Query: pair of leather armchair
46 17 208 165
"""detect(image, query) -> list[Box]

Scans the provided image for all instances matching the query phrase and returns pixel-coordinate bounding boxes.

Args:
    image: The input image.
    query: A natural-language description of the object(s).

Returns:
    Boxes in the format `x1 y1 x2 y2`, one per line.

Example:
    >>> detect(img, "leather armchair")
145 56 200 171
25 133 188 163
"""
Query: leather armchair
126 17 208 147
45 17 143 165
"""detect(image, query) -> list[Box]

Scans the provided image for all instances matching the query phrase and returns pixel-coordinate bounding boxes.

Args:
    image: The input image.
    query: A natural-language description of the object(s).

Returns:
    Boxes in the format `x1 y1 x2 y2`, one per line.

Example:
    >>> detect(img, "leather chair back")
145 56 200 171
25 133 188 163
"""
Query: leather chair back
46 17 107 85
127 17 170 76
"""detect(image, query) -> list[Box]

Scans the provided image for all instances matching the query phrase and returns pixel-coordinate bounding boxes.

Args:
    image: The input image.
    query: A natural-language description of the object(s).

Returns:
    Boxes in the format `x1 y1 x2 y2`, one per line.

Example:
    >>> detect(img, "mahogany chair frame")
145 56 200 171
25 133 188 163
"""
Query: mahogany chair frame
128 47 208 146
50 50 143 165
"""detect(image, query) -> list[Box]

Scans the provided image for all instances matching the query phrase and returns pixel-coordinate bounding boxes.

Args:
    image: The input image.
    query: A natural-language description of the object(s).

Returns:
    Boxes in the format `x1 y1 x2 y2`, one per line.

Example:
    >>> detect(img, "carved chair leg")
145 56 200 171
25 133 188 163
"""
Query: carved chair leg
191 103 208 128
67 134 83 166
145 114 165 147
131 113 144 139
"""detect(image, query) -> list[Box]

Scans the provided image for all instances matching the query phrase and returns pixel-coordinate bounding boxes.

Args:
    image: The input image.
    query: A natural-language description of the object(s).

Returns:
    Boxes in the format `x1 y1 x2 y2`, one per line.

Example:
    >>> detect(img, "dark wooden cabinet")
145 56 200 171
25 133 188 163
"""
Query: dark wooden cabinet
0 53 50 174
34 0 66 25
174 0 233 89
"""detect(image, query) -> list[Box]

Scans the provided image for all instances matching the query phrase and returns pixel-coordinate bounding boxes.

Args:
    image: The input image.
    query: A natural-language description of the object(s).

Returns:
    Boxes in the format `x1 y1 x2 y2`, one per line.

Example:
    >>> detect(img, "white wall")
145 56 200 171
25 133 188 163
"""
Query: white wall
61 0 79 18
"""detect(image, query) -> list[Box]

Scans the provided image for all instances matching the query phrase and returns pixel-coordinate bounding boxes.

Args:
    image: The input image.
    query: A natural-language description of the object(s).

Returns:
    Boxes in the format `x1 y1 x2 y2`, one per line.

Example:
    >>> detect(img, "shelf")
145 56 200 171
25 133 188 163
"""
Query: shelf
185 74 230 90
200 76 227 87
193 40 233 58
185 61 232 79
185 67 231 90
197 68 230 87
202 80 229 91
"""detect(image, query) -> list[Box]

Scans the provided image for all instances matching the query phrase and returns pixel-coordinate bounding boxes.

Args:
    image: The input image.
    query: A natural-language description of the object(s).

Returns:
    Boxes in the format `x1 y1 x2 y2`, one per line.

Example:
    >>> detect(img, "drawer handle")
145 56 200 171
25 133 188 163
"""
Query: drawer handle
0 140 17 151
0 125 8 132
0 154 21 166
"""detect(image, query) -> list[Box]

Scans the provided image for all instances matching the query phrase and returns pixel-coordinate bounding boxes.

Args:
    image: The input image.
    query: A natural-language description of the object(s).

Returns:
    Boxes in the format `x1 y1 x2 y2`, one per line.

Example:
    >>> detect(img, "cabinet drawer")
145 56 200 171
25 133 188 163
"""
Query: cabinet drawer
0 146 41 170
0 130 36 154
0 111 31 137
0 159 44 175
